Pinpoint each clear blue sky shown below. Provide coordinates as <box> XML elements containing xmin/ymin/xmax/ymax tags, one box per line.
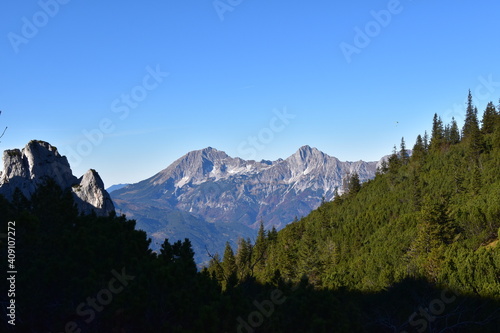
<box><xmin>1</xmin><ymin>0</ymin><xmax>500</xmax><ymax>186</ymax></box>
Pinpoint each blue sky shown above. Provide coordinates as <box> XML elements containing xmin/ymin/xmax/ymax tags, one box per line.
<box><xmin>1</xmin><ymin>0</ymin><xmax>500</xmax><ymax>186</ymax></box>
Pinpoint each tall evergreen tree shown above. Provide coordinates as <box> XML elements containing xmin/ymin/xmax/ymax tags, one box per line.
<box><xmin>400</xmin><ymin>137</ymin><xmax>409</xmax><ymax>164</ymax></box>
<box><xmin>235</xmin><ymin>237</ymin><xmax>253</xmax><ymax>278</ymax></box>
<box><xmin>411</xmin><ymin>135</ymin><xmax>426</xmax><ymax>162</ymax></box>
<box><xmin>469</xmin><ymin>107</ymin><xmax>485</xmax><ymax>157</ymax></box>
<box><xmin>430</xmin><ymin>113</ymin><xmax>444</xmax><ymax>149</ymax></box>
<box><xmin>409</xmin><ymin>197</ymin><xmax>454</xmax><ymax>280</ymax></box>
<box><xmin>481</xmin><ymin>101</ymin><xmax>498</xmax><ymax>134</ymax></box>
<box><xmin>443</xmin><ymin>124</ymin><xmax>451</xmax><ymax>144</ymax></box>
<box><xmin>423</xmin><ymin>131</ymin><xmax>429</xmax><ymax>150</ymax></box>
<box><xmin>449</xmin><ymin>117</ymin><xmax>461</xmax><ymax>144</ymax></box>
<box><xmin>222</xmin><ymin>241</ymin><xmax>238</xmax><ymax>288</ymax></box>
<box><xmin>208</xmin><ymin>253</ymin><xmax>225</xmax><ymax>282</ymax></box>
<box><xmin>253</xmin><ymin>221</ymin><xmax>268</xmax><ymax>275</ymax></box>
<box><xmin>462</xmin><ymin>90</ymin><xmax>480</xmax><ymax>140</ymax></box>
<box><xmin>387</xmin><ymin>145</ymin><xmax>401</xmax><ymax>173</ymax></box>
<box><xmin>222</xmin><ymin>241</ymin><xmax>237</xmax><ymax>276</ymax></box>
<box><xmin>347</xmin><ymin>172</ymin><xmax>361</xmax><ymax>195</ymax></box>
<box><xmin>298</xmin><ymin>231</ymin><xmax>322</xmax><ymax>284</ymax></box>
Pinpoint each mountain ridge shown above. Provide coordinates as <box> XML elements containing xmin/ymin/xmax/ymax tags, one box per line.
<box><xmin>111</xmin><ymin>145</ymin><xmax>380</xmax><ymax>264</ymax></box>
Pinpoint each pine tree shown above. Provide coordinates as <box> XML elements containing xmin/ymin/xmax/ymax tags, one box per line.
<box><xmin>208</xmin><ymin>253</ymin><xmax>225</xmax><ymax>283</ymax></box>
<box><xmin>460</xmin><ymin>92</ymin><xmax>484</xmax><ymax>159</ymax></box>
<box><xmin>298</xmin><ymin>230</ymin><xmax>322</xmax><ymax>284</ymax></box>
<box><xmin>430</xmin><ymin>113</ymin><xmax>444</xmax><ymax>149</ymax></box>
<box><xmin>388</xmin><ymin>145</ymin><xmax>401</xmax><ymax>173</ymax></box>
<box><xmin>409</xmin><ymin>198</ymin><xmax>454</xmax><ymax>280</ymax></box>
<box><xmin>481</xmin><ymin>101</ymin><xmax>498</xmax><ymax>134</ymax></box>
<box><xmin>222</xmin><ymin>241</ymin><xmax>238</xmax><ymax>288</ymax></box>
<box><xmin>468</xmin><ymin>107</ymin><xmax>485</xmax><ymax>157</ymax></box>
<box><xmin>400</xmin><ymin>137</ymin><xmax>409</xmax><ymax>164</ymax></box>
<box><xmin>252</xmin><ymin>221</ymin><xmax>268</xmax><ymax>275</ymax></box>
<box><xmin>159</xmin><ymin>239</ymin><xmax>197</xmax><ymax>276</ymax></box>
<box><xmin>268</xmin><ymin>226</ymin><xmax>278</xmax><ymax>242</ymax></box>
<box><xmin>178</xmin><ymin>239</ymin><xmax>197</xmax><ymax>276</ymax></box>
<box><xmin>159</xmin><ymin>238</ymin><xmax>174</xmax><ymax>264</ymax></box>
<box><xmin>411</xmin><ymin>135</ymin><xmax>426</xmax><ymax>162</ymax></box>
<box><xmin>235</xmin><ymin>237</ymin><xmax>253</xmax><ymax>279</ymax></box>
<box><xmin>444</xmin><ymin>124</ymin><xmax>451</xmax><ymax>144</ymax></box>
<box><xmin>347</xmin><ymin>172</ymin><xmax>361</xmax><ymax>195</ymax></box>
<box><xmin>222</xmin><ymin>241</ymin><xmax>237</xmax><ymax>277</ymax></box>
<box><xmin>423</xmin><ymin>131</ymin><xmax>429</xmax><ymax>150</ymax></box>
<box><xmin>462</xmin><ymin>90</ymin><xmax>480</xmax><ymax>140</ymax></box>
<box><xmin>449</xmin><ymin>117</ymin><xmax>461</xmax><ymax>144</ymax></box>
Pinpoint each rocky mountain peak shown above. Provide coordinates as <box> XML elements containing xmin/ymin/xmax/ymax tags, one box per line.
<box><xmin>289</xmin><ymin>145</ymin><xmax>325</xmax><ymax>162</ymax></box>
<box><xmin>285</xmin><ymin>145</ymin><xmax>332</xmax><ymax>177</ymax></box>
<box><xmin>0</xmin><ymin>140</ymin><xmax>114</xmax><ymax>216</ymax></box>
<box><xmin>111</xmin><ymin>145</ymin><xmax>380</xmax><ymax>263</ymax></box>
<box><xmin>73</xmin><ymin>169</ymin><xmax>115</xmax><ymax>215</ymax></box>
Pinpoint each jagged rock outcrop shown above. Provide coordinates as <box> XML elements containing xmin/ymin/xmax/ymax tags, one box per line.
<box><xmin>0</xmin><ymin>140</ymin><xmax>114</xmax><ymax>216</ymax></box>
<box><xmin>72</xmin><ymin>169</ymin><xmax>115</xmax><ymax>216</ymax></box>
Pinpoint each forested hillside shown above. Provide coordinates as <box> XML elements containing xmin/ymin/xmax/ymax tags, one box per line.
<box><xmin>1</xmin><ymin>92</ymin><xmax>499</xmax><ymax>332</ymax></box>
<box><xmin>206</xmin><ymin>92</ymin><xmax>500</xmax><ymax>330</ymax></box>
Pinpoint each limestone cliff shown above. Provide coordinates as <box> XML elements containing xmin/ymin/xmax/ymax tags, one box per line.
<box><xmin>0</xmin><ymin>140</ymin><xmax>114</xmax><ymax>216</ymax></box>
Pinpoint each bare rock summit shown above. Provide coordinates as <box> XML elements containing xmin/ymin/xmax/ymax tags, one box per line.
<box><xmin>0</xmin><ymin>140</ymin><xmax>114</xmax><ymax>216</ymax></box>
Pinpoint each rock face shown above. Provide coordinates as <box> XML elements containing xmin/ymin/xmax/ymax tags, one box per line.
<box><xmin>114</xmin><ymin>145</ymin><xmax>378</xmax><ymax>229</ymax></box>
<box><xmin>111</xmin><ymin>145</ymin><xmax>379</xmax><ymax>264</ymax></box>
<box><xmin>0</xmin><ymin>140</ymin><xmax>114</xmax><ymax>216</ymax></box>
<box><xmin>72</xmin><ymin>169</ymin><xmax>116</xmax><ymax>216</ymax></box>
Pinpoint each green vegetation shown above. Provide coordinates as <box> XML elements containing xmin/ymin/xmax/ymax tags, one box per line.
<box><xmin>6</xmin><ymin>149</ymin><xmax>21</xmax><ymax>157</ymax></box>
<box><xmin>1</xmin><ymin>92</ymin><xmax>499</xmax><ymax>332</ymax></box>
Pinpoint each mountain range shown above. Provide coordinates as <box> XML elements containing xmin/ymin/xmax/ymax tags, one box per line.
<box><xmin>111</xmin><ymin>145</ymin><xmax>380</xmax><ymax>264</ymax></box>
<box><xmin>0</xmin><ymin>141</ymin><xmax>381</xmax><ymax>265</ymax></box>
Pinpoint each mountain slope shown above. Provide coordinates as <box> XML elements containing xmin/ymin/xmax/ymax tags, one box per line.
<box><xmin>111</xmin><ymin>145</ymin><xmax>379</xmax><ymax>264</ymax></box>
<box><xmin>209</xmin><ymin>106</ymin><xmax>500</xmax><ymax>297</ymax></box>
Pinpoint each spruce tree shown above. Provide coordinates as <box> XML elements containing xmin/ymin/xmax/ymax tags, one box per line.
<box><xmin>430</xmin><ymin>113</ymin><xmax>444</xmax><ymax>149</ymax></box>
<box><xmin>411</xmin><ymin>135</ymin><xmax>426</xmax><ymax>162</ymax></box>
<box><xmin>444</xmin><ymin>124</ymin><xmax>451</xmax><ymax>144</ymax></box>
<box><xmin>462</xmin><ymin>90</ymin><xmax>480</xmax><ymax>140</ymax></box>
<box><xmin>449</xmin><ymin>117</ymin><xmax>461</xmax><ymax>144</ymax></box>
<box><xmin>235</xmin><ymin>237</ymin><xmax>253</xmax><ymax>278</ymax></box>
<box><xmin>409</xmin><ymin>197</ymin><xmax>453</xmax><ymax>280</ymax></box>
<box><xmin>208</xmin><ymin>253</ymin><xmax>225</xmax><ymax>283</ymax></box>
<box><xmin>469</xmin><ymin>107</ymin><xmax>485</xmax><ymax>157</ymax></box>
<box><xmin>481</xmin><ymin>101</ymin><xmax>498</xmax><ymax>134</ymax></box>
<box><xmin>423</xmin><ymin>131</ymin><xmax>429</xmax><ymax>150</ymax></box>
<box><xmin>347</xmin><ymin>172</ymin><xmax>361</xmax><ymax>195</ymax></box>
<box><xmin>388</xmin><ymin>145</ymin><xmax>401</xmax><ymax>173</ymax></box>
<box><xmin>222</xmin><ymin>241</ymin><xmax>238</xmax><ymax>288</ymax></box>
<box><xmin>222</xmin><ymin>242</ymin><xmax>237</xmax><ymax>275</ymax></box>
<box><xmin>253</xmin><ymin>221</ymin><xmax>268</xmax><ymax>275</ymax></box>
<box><xmin>400</xmin><ymin>137</ymin><xmax>409</xmax><ymax>164</ymax></box>
<box><xmin>159</xmin><ymin>238</ymin><xmax>174</xmax><ymax>264</ymax></box>
<box><xmin>298</xmin><ymin>231</ymin><xmax>322</xmax><ymax>284</ymax></box>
